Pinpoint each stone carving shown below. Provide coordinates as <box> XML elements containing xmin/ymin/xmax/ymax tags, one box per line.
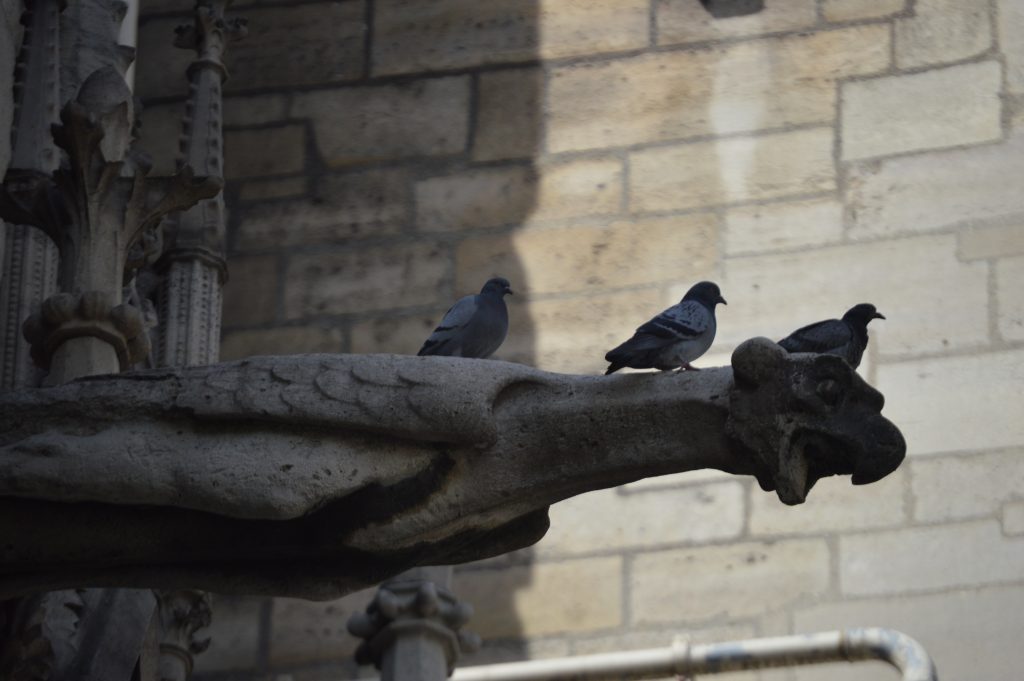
<box><xmin>154</xmin><ymin>590</ymin><xmax>212</xmax><ymax>681</ymax></box>
<box><xmin>0</xmin><ymin>338</ymin><xmax>905</xmax><ymax>599</ymax></box>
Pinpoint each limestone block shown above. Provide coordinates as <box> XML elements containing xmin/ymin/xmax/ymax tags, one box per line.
<box><xmin>840</xmin><ymin>520</ymin><xmax>1024</xmax><ymax>596</ymax></box>
<box><xmin>541</xmin><ymin>481</ymin><xmax>744</xmax><ymax>556</ymax></box>
<box><xmin>1003</xmin><ymin>502</ymin><xmax>1024</xmax><ymax>536</ymax></box>
<box><xmin>268</xmin><ymin>589</ymin><xmax>374</xmax><ymax>666</ymax></box>
<box><xmin>415</xmin><ymin>158</ymin><xmax>621</xmax><ymax>232</ymax></box>
<box><xmin>190</xmin><ymin>596</ymin><xmax>265</xmax><ymax>674</ymax></box>
<box><xmin>632</xmin><ymin>539</ymin><xmax>830</xmax><ymax>624</ymax></box>
<box><xmin>372</xmin><ymin>0</ymin><xmax>649</xmax><ymax>75</ymax></box>
<box><xmin>222</xmin><ymin>255</ymin><xmax>279</xmax><ymax>327</ymax></box>
<box><xmin>958</xmin><ymin>221</ymin><xmax>1024</xmax><ymax>260</ymax></box>
<box><xmin>474</xmin><ymin>68</ymin><xmax>542</xmax><ymax>161</ymax></box>
<box><xmin>452</xmin><ymin>558</ymin><xmax>622</xmax><ymax>638</ymax></box>
<box><xmin>724</xmin><ymin>198</ymin><xmax>843</xmax><ymax>256</ymax></box>
<box><xmin>571</xmin><ymin>623</ymin><xmax>756</xmax><ymax>655</ymax></box>
<box><xmin>284</xmin><ymin>242</ymin><xmax>448</xmax><ymax>317</ymax></box>
<box><xmin>503</xmin><ymin>288</ymin><xmax>664</xmax><ymax>372</ymax></box>
<box><xmin>749</xmin><ymin>466</ymin><xmax>906</xmax><ymax>536</ymax></box>
<box><xmin>623</xmin><ymin>469</ymin><xmax>733</xmax><ymax>492</ymax></box>
<box><xmin>136</xmin><ymin>101</ymin><xmax>183</xmax><ymax>176</ymax></box>
<box><xmin>136</xmin><ymin>3</ymin><xmax>364</xmax><ymax>99</ymax></box>
<box><xmin>548</xmin><ymin>26</ymin><xmax>888</xmax><ymax>153</ymax></box>
<box><xmin>911</xmin><ymin>450</ymin><xmax>1024</xmax><ymax>522</ymax></box>
<box><xmin>793</xmin><ymin>585</ymin><xmax>1024</xmax><ymax>681</ymax></box>
<box><xmin>350</xmin><ymin>313</ymin><xmax>442</xmax><ymax>356</ymax></box>
<box><xmin>821</xmin><ymin>0</ymin><xmax>906</xmax><ymax>22</ymax></box>
<box><xmin>1001</xmin><ymin>0</ymin><xmax>1024</xmax><ymax>93</ymax></box>
<box><xmin>630</xmin><ymin>128</ymin><xmax>834</xmax><ymax>213</ymax></box>
<box><xmin>292</xmin><ymin>78</ymin><xmax>470</xmax><ymax>166</ymax></box>
<box><xmin>238</xmin><ymin>177</ymin><xmax>307</xmax><ymax>202</ymax></box>
<box><xmin>895</xmin><ymin>0</ymin><xmax>991</xmax><ymax>69</ymax></box>
<box><xmin>224</xmin><ymin>95</ymin><xmax>288</xmax><ymax>127</ymax></box>
<box><xmin>847</xmin><ymin>133</ymin><xmax>1024</xmax><ymax>238</ymax></box>
<box><xmin>876</xmin><ymin>349</ymin><xmax>1024</xmax><ymax>456</ymax></box>
<box><xmin>461</xmin><ymin>639</ymin><xmax>571</xmax><ymax>667</ymax></box>
<box><xmin>225</xmin><ymin>125</ymin><xmax>305</xmax><ymax>179</ymax></box>
<box><xmin>840</xmin><ymin>61</ymin><xmax>1001</xmax><ymax>160</ymax></box>
<box><xmin>997</xmin><ymin>256</ymin><xmax>1024</xmax><ymax>340</ymax></box>
<box><xmin>220</xmin><ymin>326</ymin><xmax>343</xmax><ymax>360</ymax></box>
<box><xmin>656</xmin><ymin>0</ymin><xmax>816</xmax><ymax>46</ymax></box>
<box><xmin>455</xmin><ymin>215</ymin><xmax>716</xmax><ymax>296</ymax></box>
<box><xmin>237</xmin><ymin>170</ymin><xmax>410</xmax><ymax>248</ymax></box>
<box><xmin>720</xmin><ymin>234</ymin><xmax>987</xmax><ymax>355</ymax></box>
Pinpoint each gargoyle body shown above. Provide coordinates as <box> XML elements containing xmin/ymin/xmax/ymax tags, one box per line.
<box><xmin>0</xmin><ymin>338</ymin><xmax>904</xmax><ymax>599</ymax></box>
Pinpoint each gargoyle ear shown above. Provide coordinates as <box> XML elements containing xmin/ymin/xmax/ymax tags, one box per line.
<box><xmin>731</xmin><ymin>337</ymin><xmax>787</xmax><ymax>386</ymax></box>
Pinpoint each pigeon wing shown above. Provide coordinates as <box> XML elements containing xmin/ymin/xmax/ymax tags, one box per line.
<box><xmin>636</xmin><ymin>300</ymin><xmax>709</xmax><ymax>341</ymax></box>
<box><xmin>778</xmin><ymin>319</ymin><xmax>851</xmax><ymax>354</ymax></box>
<box><xmin>418</xmin><ymin>295</ymin><xmax>479</xmax><ymax>356</ymax></box>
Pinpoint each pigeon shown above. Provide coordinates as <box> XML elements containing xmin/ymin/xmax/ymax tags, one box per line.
<box><xmin>777</xmin><ymin>303</ymin><xmax>885</xmax><ymax>369</ymax></box>
<box><xmin>418</xmin><ymin>277</ymin><xmax>513</xmax><ymax>358</ymax></box>
<box><xmin>604</xmin><ymin>281</ymin><xmax>727</xmax><ymax>375</ymax></box>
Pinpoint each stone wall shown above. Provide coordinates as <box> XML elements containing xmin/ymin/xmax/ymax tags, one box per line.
<box><xmin>134</xmin><ymin>0</ymin><xmax>1024</xmax><ymax>680</ymax></box>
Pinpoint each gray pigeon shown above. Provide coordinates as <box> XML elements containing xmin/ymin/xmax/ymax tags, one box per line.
<box><xmin>777</xmin><ymin>303</ymin><xmax>885</xmax><ymax>369</ymax></box>
<box><xmin>605</xmin><ymin>281</ymin><xmax>726</xmax><ymax>374</ymax></box>
<box><xmin>418</xmin><ymin>277</ymin><xmax>513</xmax><ymax>358</ymax></box>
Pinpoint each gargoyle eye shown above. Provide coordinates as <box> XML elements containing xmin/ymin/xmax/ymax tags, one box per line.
<box><xmin>816</xmin><ymin>378</ymin><xmax>842</xmax><ymax>407</ymax></box>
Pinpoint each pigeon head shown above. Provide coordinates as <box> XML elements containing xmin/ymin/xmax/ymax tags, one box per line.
<box><xmin>842</xmin><ymin>303</ymin><xmax>885</xmax><ymax>329</ymax></box>
<box><xmin>682</xmin><ymin>281</ymin><xmax>727</xmax><ymax>308</ymax></box>
<box><xmin>481</xmin><ymin>277</ymin><xmax>514</xmax><ymax>297</ymax></box>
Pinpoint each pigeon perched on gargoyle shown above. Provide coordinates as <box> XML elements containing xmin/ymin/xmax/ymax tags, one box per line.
<box><xmin>777</xmin><ymin>303</ymin><xmax>885</xmax><ymax>369</ymax></box>
<box><xmin>605</xmin><ymin>281</ymin><xmax>726</xmax><ymax>374</ymax></box>
<box><xmin>418</xmin><ymin>277</ymin><xmax>513</xmax><ymax>358</ymax></box>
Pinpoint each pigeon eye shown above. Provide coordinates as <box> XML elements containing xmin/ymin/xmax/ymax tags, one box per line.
<box><xmin>816</xmin><ymin>379</ymin><xmax>842</xmax><ymax>407</ymax></box>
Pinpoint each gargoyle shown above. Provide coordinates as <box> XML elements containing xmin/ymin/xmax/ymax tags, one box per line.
<box><xmin>0</xmin><ymin>338</ymin><xmax>904</xmax><ymax>600</ymax></box>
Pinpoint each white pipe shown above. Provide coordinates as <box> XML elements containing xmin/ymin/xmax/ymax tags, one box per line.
<box><xmin>117</xmin><ymin>0</ymin><xmax>139</xmax><ymax>90</ymax></box>
<box><xmin>452</xmin><ymin>629</ymin><xmax>936</xmax><ymax>681</ymax></box>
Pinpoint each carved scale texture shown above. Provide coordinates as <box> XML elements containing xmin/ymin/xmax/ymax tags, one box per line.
<box><xmin>156</xmin><ymin>259</ymin><xmax>222</xmax><ymax>367</ymax></box>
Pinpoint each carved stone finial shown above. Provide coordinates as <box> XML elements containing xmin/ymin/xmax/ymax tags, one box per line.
<box><xmin>154</xmin><ymin>590</ymin><xmax>212</xmax><ymax>681</ymax></box>
<box><xmin>348</xmin><ymin>576</ymin><xmax>480</xmax><ymax>677</ymax></box>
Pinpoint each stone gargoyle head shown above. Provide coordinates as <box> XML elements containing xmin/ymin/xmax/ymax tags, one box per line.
<box><xmin>726</xmin><ymin>337</ymin><xmax>906</xmax><ymax>505</ymax></box>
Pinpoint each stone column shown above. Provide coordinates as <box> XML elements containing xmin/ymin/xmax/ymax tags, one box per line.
<box><xmin>155</xmin><ymin>0</ymin><xmax>245</xmax><ymax>367</ymax></box>
<box><xmin>349</xmin><ymin>567</ymin><xmax>480</xmax><ymax>681</ymax></box>
<box><xmin>154</xmin><ymin>590</ymin><xmax>212</xmax><ymax>681</ymax></box>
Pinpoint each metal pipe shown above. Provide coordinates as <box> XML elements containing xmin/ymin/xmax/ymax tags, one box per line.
<box><xmin>452</xmin><ymin>628</ymin><xmax>937</xmax><ymax>681</ymax></box>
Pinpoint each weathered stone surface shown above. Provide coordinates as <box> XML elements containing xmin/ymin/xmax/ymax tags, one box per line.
<box><xmin>225</xmin><ymin>126</ymin><xmax>305</xmax><ymax>179</ymax></box>
<box><xmin>452</xmin><ymin>558</ymin><xmax>622</xmax><ymax>637</ymax></box>
<box><xmin>238</xmin><ymin>170</ymin><xmax>409</xmax><ymax>248</ymax></box>
<box><xmin>350</xmin><ymin>313</ymin><xmax>441</xmax><ymax>356</ymax></box>
<box><xmin>895</xmin><ymin>0</ymin><xmax>991</xmax><ymax>68</ymax></box>
<box><xmin>372</xmin><ymin>0</ymin><xmax>649</xmax><ymax>75</ymax></box>
<box><xmin>840</xmin><ymin>520</ymin><xmax>1024</xmax><ymax>596</ymax></box>
<box><xmin>284</xmin><ymin>242</ymin><xmax>448</xmax><ymax>317</ymax></box>
<box><xmin>137</xmin><ymin>101</ymin><xmax>183</xmax><ymax>176</ymax></box>
<box><xmin>220</xmin><ymin>326</ymin><xmax>343</xmax><ymax>360</ymax></box>
<box><xmin>0</xmin><ymin>0</ymin><xmax>20</xmax><ymax>174</ymax></box>
<box><xmin>0</xmin><ymin>341</ymin><xmax>904</xmax><ymax>597</ymax></box>
<box><xmin>572</xmin><ymin>623</ymin><xmax>755</xmax><ymax>655</ymax></box>
<box><xmin>136</xmin><ymin>3</ymin><xmax>364</xmax><ymax>99</ymax></box>
<box><xmin>1003</xmin><ymin>502</ymin><xmax>1024</xmax><ymax>536</ymax></box>
<box><xmin>793</xmin><ymin>585</ymin><xmax>1024</xmax><ymax>681</ymax></box>
<box><xmin>847</xmin><ymin>133</ymin><xmax>1024</xmax><ymax>238</ymax></box>
<box><xmin>223</xmin><ymin>95</ymin><xmax>288</xmax><ymax>127</ymax></box>
<box><xmin>750</xmin><ymin>466</ymin><xmax>905</xmax><ymax>536</ymax></box>
<box><xmin>541</xmin><ymin>481</ymin><xmax>744</xmax><ymax>555</ymax></box>
<box><xmin>724</xmin><ymin>198</ymin><xmax>843</xmax><ymax>256</ymax></box>
<box><xmin>630</xmin><ymin>128</ymin><xmax>834</xmax><ymax>212</ymax></box>
<box><xmin>461</xmin><ymin>638</ymin><xmax>571</xmax><ymax>667</ymax></box>
<box><xmin>237</xmin><ymin>177</ymin><xmax>307</xmax><ymax>202</ymax></box>
<box><xmin>293</xmin><ymin>78</ymin><xmax>470</xmax><ymax>166</ymax></box>
<box><xmin>958</xmin><ymin>220</ymin><xmax>1024</xmax><ymax>260</ymax></box>
<box><xmin>474</xmin><ymin>68</ymin><xmax>542</xmax><ymax>161</ymax></box>
<box><xmin>721</xmin><ymin>235</ymin><xmax>988</xmax><ymax>355</ymax></box>
<box><xmin>1001</xmin><ymin>0</ymin><xmax>1024</xmax><ymax>93</ymax></box>
<box><xmin>876</xmin><ymin>349</ymin><xmax>1024</xmax><ymax>456</ymax></box>
<box><xmin>840</xmin><ymin>61</ymin><xmax>1001</xmax><ymax>160</ymax></box>
<box><xmin>415</xmin><ymin>158</ymin><xmax>621</xmax><ymax>232</ymax></box>
<box><xmin>656</xmin><ymin>0</ymin><xmax>816</xmax><ymax>45</ymax></box>
<box><xmin>268</xmin><ymin>589</ymin><xmax>374</xmax><ymax>666</ymax></box>
<box><xmin>455</xmin><ymin>216</ymin><xmax>716</xmax><ymax>296</ymax></box>
<box><xmin>190</xmin><ymin>596</ymin><xmax>265</xmax><ymax>673</ymax></box>
<box><xmin>821</xmin><ymin>0</ymin><xmax>905</xmax><ymax>22</ymax></box>
<box><xmin>997</xmin><ymin>256</ymin><xmax>1024</xmax><ymax>340</ymax></box>
<box><xmin>632</xmin><ymin>539</ymin><xmax>830</xmax><ymax>623</ymax></box>
<box><xmin>222</xmin><ymin>254</ymin><xmax>278</xmax><ymax>327</ymax></box>
<box><xmin>911</xmin><ymin>449</ymin><xmax>1024</xmax><ymax>523</ymax></box>
<box><xmin>548</xmin><ymin>26</ymin><xmax>889</xmax><ymax>153</ymax></box>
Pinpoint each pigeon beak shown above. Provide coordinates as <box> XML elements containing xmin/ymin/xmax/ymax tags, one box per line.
<box><xmin>718</xmin><ymin>295</ymin><xmax>728</xmax><ymax>305</ymax></box>
<box><xmin>873</xmin><ymin>312</ymin><xmax>885</xmax><ymax>320</ymax></box>
<box><xmin>506</xmin><ymin>287</ymin><xmax>514</xmax><ymax>296</ymax></box>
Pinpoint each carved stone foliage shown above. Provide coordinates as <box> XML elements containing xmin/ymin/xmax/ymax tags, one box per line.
<box><xmin>154</xmin><ymin>590</ymin><xmax>211</xmax><ymax>681</ymax></box>
<box><xmin>0</xmin><ymin>339</ymin><xmax>905</xmax><ymax>599</ymax></box>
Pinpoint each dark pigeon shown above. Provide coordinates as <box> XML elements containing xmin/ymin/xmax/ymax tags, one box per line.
<box><xmin>418</xmin><ymin>277</ymin><xmax>513</xmax><ymax>358</ymax></box>
<box><xmin>777</xmin><ymin>303</ymin><xmax>885</xmax><ymax>369</ymax></box>
<box><xmin>604</xmin><ymin>281</ymin><xmax>727</xmax><ymax>375</ymax></box>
